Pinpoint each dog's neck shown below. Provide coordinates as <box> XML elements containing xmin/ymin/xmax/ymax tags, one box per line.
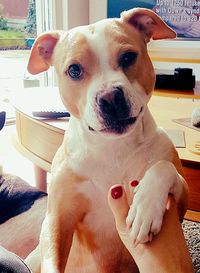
<box><xmin>62</xmin><ymin>105</ymin><xmax>159</xmax><ymax>189</ymax></box>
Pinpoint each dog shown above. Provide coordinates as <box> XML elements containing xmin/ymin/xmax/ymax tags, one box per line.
<box><xmin>26</xmin><ymin>8</ymin><xmax>188</xmax><ymax>273</ymax></box>
<box><xmin>0</xmin><ymin>111</ymin><xmax>47</xmax><ymax>259</ymax></box>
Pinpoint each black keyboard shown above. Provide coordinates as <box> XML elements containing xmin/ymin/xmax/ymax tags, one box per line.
<box><xmin>32</xmin><ymin>109</ymin><xmax>70</xmax><ymax>119</ymax></box>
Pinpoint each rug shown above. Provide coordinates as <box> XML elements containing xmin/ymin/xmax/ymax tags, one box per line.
<box><xmin>182</xmin><ymin>220</ymin><xmax>200</xmax><ymax>273</ymax></box>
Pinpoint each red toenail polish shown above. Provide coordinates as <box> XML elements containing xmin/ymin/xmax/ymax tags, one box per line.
<box><xmin>130</xmin><ymin>180</ymin><xmax>139</xmax><ymax>187</ymax></box>
<box><xmin>111</xmin><ymin>186</ymin><xmax>123</xmax><ymax>199</ymax></box>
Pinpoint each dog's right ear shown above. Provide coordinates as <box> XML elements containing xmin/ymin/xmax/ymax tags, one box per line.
<box><xmin>121</xmin><ymin>8</ymin><xmax>176</xmax><ymax>42</ymax></box>
<box><xmin>27</xmin><ymin>31</ymin><xmax>61</xmax><ymax>75</ymax></box>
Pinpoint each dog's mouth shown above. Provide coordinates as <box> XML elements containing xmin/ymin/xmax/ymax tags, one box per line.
<box><xmin>88</xmin><ymin>107</ymin><xmax>143</xmax><ymax>135</ymax></box>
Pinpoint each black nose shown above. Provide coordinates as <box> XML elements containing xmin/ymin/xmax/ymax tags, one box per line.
<box><xmin>97</xmin><ymin>87</ymin><xmax>130</xmax><ymax>120</ymax></box>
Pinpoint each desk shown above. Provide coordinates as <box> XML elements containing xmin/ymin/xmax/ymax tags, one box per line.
<box><xmin>149</xmin><ymin>47</ymin><xmax>200</xmax><ymax>64</ymax></box>
<box><xmin>14</xmin><ymin>93</ymin><xmax>200</xmax><ymax>221</ymax></box>
<box><xmin>154</xmin><ymin>89</ymin><xmax>200</xmax><ymax>99</ymax></box>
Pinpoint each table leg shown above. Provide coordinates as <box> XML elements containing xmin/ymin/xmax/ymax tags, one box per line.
<box><xmin>34</xmin><ymin>165</ymin><xmax>47</xmax><ymax>192</ymax></box>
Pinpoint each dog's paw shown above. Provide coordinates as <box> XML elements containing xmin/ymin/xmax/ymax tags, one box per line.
<box><xmin>126</xmin><ymin>184</ymin><xmax>168</xmax><ymax>245</ymax></box>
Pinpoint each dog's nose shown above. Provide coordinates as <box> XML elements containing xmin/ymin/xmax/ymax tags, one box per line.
<box><xmin>97</xmin><ymin>87</ymin><xmax>130</xmax><ymax>119</ymax></box>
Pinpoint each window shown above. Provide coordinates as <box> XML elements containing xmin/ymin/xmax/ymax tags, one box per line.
<box><xmin>0</xmin><ymin>0</ymin><xmax>55</xmax><ymax>122</ymax></box>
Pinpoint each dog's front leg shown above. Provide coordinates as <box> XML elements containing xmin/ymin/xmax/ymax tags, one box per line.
<box><xmin>126</xmin><ymin>160</ymin><xmax>188</xmax><ymax>245</ymax></box>
<box><xmin>39</xmin><ymin>167</ymin><xmax>88</xmax><ymax>273</ymax></box>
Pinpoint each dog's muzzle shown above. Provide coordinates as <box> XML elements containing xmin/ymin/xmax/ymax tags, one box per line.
<box><xmin>89</xmin><ymin>87</ymin><xmax>139</xmax><ymax>135</ymax></box>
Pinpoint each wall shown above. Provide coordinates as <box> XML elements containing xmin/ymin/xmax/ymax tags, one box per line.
<box><xmin>89</xmin><ymin>0</ymin><xmax>107</xmax><ymax>23</ymax></box>
<box><xmin>62</xmin><ymin>0</ymin><xmax>89</xmax><ymax>30</ymax></box>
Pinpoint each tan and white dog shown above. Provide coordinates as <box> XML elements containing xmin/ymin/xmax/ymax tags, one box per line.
<box><xmin>26</xmin><ymin>8</ymin><xmax>188</xmax><ymax>273</ymax></box>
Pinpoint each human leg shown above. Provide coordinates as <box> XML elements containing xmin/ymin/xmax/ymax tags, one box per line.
<box><xmin>108</xmin><ymin>185</ymin><xmax>194</xmax><ymax>273</ymax></box>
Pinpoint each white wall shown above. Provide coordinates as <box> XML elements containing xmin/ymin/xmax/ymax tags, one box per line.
<box><xmin>89</xmin><ymin>0</ymin><xmax>107</xmax><ymax>23</ymax></box>
<box><xmin>65</xmin><ymin>0</ymin><xmax>89</xmax><ymax>29</ymax></box>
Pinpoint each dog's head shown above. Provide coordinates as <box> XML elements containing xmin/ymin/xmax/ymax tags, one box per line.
<box><xmin>28</xmin><ymin>8</ymin><xmax>175</xmax><ymax>138</ymax></box>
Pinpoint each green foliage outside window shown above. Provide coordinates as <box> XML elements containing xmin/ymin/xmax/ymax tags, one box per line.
<box><xmin>0</xmin><ymin>4</ymin><xmax>8</xmax><ymax>30</ymax></box>
<box><xmin>24</xmin><ymin>0</ymin><xmax>36</xmax><ymax>36</ymax></box>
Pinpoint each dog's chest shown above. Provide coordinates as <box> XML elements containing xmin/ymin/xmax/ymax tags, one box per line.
<box><xmin>73</xmin><ymin>140</ymin><xmax>153</xmax><ymax>234</ymax></box>
<box><xmin>68</xmin><ymin>181</ymin><xmax>138</xmax><ymax>272</ymax></box>
<box><xmin>65</xmin><ymin>130</ymin><xmax>169</xmax><ymax>272</ymax></box>
<box><xmin>78</xmin><ymin>178</ymin><xmax>117</xmax><ymax>231</ymax></box>
<box><xmin>78</xmin><ymin>141</ymin><xmax>151</xmax><ymax>187</ymax></box>
<box><xmin>75</xmin><ymin>151</ymin><xmax>144</xmax><ymax>238</ymax></box>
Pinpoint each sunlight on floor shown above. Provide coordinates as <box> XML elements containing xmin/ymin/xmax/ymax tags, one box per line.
<box><xmin>0</xmin><ymin>124</ymin><xmax>36</xmax><ymax>187</ymax></box>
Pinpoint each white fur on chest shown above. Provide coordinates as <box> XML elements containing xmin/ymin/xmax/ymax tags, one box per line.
<box><xmin>64</xmin><ymin>108</ymin><xmax>174</xmax><ymax>234</ymax></box>
<box><xmin>67</xmin><ymin>119</ymin><xmax>150</xmax><ymax>187</ymax></box>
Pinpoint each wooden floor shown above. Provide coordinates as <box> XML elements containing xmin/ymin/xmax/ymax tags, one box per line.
<box><xmin>185</xmin><ymin>210</ymin><xmax>200</xmax><ymax>223</ymax></box>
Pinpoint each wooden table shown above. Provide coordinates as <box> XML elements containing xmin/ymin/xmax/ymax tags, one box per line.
<box><xmin>14</xmin><ymin>89</ymin><xmax>200</xmax><ymax>221</ymax></box>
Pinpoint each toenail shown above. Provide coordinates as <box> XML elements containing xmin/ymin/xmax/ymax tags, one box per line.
<box><xmin>130</xmin><ymin>180</ymin><xmax>139</xmax><ymax>187</ymax></box>
<box><xmin>111</xmin><ymin>186</ymin><xmax>123</xmax><ymax>199</ymax></box>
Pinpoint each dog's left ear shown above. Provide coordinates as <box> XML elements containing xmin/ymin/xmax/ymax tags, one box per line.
<box><xmin>27</xmin><ymin>31</ymin><xmax>62</xmax><ymax>75</ymax></box>
<box><xmin>121</xmin><ymin>8</ymin><xmax>176</xmax><ymax>42</ymax></box>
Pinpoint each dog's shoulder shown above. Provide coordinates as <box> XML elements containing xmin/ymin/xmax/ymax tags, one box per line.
<box><xmin>0</xmin><ymin>173</ymin><xmax>47</xmax><ymax>224</ymax></box>
<box><xmin>154</xmin><ymin>127</ymin><xmax>175</xmax><ymax>147</ymax></box>
<box><xmin>148</xmin><ymin>127</ymin><xmax>178</xmax><ymax>161</ymax></box>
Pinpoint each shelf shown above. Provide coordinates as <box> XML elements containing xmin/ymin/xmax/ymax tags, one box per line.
<box><xmin>149</xmin><ymin>47</ymin><xmax>200</xmax><ymax>64</ymax></box>
<box><xmin>153</xmin><ymin>88</ymin><xmax>200</xmax><ymax>99</ymax></box>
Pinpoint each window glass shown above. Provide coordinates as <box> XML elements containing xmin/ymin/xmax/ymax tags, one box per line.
<box><xmin>0</xmin><ymin>0</ymin><xmax>37</xmax><ymax>121</ymax></box>
<box><xmin>0</xmin><ymin>0</ymin><xmax>53</xmax><ymax>122</ymax></box>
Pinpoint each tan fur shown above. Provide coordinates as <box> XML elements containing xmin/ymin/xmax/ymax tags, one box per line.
<box><xmin>105</xmin><ymin>20</ymin><xmax>155</xmax><ymax>94</ymax></box>
<box><xmin>54</xmin><ymin>33</ymin><xmax>99</xmax><ymax>118</ymax></box>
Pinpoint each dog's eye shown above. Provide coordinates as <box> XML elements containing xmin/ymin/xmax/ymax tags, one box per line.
<box><xmin>118</xmin><ymin>51</ymin><xmax>138</xmax><ymax>69</ymax></box>
<box><xmin>67</xmin><ymin>64</ymin><xmax>83</xmax><ymax>80</ymax></box>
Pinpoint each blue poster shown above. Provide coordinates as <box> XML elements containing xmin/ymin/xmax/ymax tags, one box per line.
<box><xmin>107</xmin><ymin>0</ymin><xmax>156</xmax><ymax>18</ymax></box>
<box><xmin>107</xmin><ymin>0</ymin><xmax>200</xmax><ymax>39</ymax></box>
